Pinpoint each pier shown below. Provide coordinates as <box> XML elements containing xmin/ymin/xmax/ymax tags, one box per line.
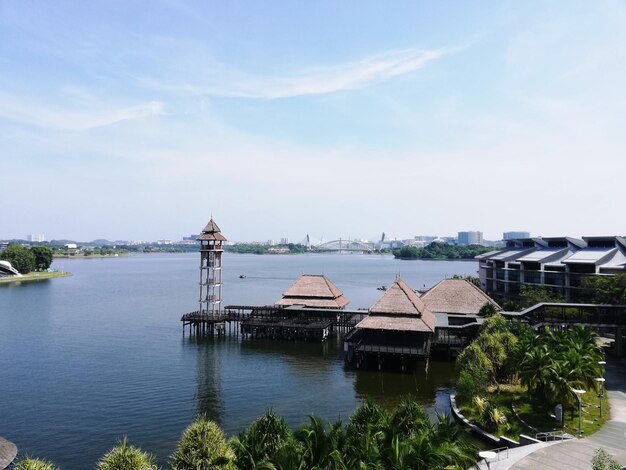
<box><xmin>181</xmin><ymin>304</ymin><xmax>366</xmax><ymax>341</ymax></box>
<box><xmin>180</xmin><ymin>219</ymin><xmax>500</xmax><ymax>370</ymax></box>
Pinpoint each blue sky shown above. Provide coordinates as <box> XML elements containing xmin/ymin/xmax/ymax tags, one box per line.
<box><xmin>1</xmin><ymin>1</ymin><xmax>625</xmax><ymax>242</ymax></box>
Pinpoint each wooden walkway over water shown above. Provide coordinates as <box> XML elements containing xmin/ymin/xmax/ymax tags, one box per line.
<box><xmin>181</xmin><ymin>304</ymin><xmax>366</xmax><ymax>341</ymax></box>
<box><xmin>0</xmin><ymin>436</ymin><xmax>17</xmax><ymax>470</ymax></box>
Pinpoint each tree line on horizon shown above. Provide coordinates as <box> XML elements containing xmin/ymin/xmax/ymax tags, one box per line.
<box><xmin>393</xmin><ymin>243</ymin><xmax>493</xmax><ymax>260</ymax></box>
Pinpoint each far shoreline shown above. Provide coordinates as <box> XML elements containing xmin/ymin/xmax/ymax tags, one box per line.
<box><xmin>0</xmin><ymin>271</ymin><xmax>71</xmax><ymax>284</ymax></box>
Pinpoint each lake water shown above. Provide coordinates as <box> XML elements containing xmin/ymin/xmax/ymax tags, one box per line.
<box><xmin>0</xmin><ymin>253</ymin><xmax>478</xmax><ymax>469</ymax></box>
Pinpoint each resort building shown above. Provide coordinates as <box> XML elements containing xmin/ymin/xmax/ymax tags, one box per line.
<box><xmin>477</xmin><ymin>236</ymin><xmax>626</xmax><ymax>300</ymax></box>
<box><xmin>344</xmin><ymin>276</ymin><xmax>435</xmax><ymax>368</ymax></box>
<box><xmin>276</xmin><ymin>274</ymin><xmax>349</xmax><ymax>309</ymax></box>
<box><xmin>420</xmin><ymin>279</ymin><xmax>500</xmax><ymax>316</ymax></box>
<box><xmin>420</xmin><ymin>279</ymin><xmax>500</xmax><ymax>353</ymax></box>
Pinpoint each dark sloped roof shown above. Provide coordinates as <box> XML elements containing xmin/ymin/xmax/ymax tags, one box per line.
<box><xmin>197</xmin><ymin>218</ymin><xmax>227</xmax><ymax>241</ymax></box>
<box><xmin>276</xmin><ymin>274</ymin><xmax>349</xmax><ymax>309</ymax></box>
<box><xmin>420</xmin><ymin>279</ymin><xmax>500</xmax><ymax>315</ymax></box>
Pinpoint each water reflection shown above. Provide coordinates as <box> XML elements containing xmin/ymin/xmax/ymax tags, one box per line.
<box><xmin>185</xmin><ymin>336</ymin><xmax>224</xmax><ymax>425</ymax></box>
<box><xmin>351</xmin><ymin>360</ymin><xmax>457</xmax><ymax>412</ymax></box>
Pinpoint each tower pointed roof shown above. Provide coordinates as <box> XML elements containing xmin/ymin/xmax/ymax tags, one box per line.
<box><xmin>197</xmin><ymin>218</ymin><xmax>227</xmax><ymax>241</ymax></box>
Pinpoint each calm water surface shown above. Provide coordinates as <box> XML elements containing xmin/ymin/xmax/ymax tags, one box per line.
<box><xmin>0</xmin><ymin>253</ymin><xmax>478</xmax><ymax>469</ymax></box>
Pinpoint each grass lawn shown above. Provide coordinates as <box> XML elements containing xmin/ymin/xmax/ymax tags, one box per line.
<box><xmin>458</xmin><ymin>382</ymin><xmax>609</xmax><ymax>441</ymax></box>
<box><xmin>0</xmin><ymin>271</ymin><xmax>71</xmax><ymax>283</ymax></box>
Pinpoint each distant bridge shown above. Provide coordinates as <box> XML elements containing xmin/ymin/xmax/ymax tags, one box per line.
<box><xmin>311</xmin><ymin>239</ymin><xmax>376</xmax><ymax>253</ymax></box>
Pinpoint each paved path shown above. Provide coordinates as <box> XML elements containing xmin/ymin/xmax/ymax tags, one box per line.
<box><xmin>0</xmin><ymin>436</ymin><xmax>17</xmax><ymax>470</ymax></box>
<box><xmin>504</xmin><ymin>358</ymin><xmax>626</xmax><ymax>469</ymax></box>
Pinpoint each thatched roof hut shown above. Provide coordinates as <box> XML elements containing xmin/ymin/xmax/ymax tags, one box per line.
<box><xmin>356</xmin><ymin>277</ymin><xmax>435</xmax><ymax>332</ymax></box>
<box><xmin>276</xmin><ymin>274</ymin><xmax>349</xmax><ymax>309</ymax></box>
<box><xmin>419</xmin><ymin>279</ymin><xmax>500</xmax><ymax>315</ymax></box>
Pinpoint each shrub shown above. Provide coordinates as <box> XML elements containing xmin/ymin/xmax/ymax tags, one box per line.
<box><xmin>592</xmin><ymin>448</ymin><xmax>622</xmax><ymax>470</ymax></box>
<box><xmin>97</xmin><ymin>438</ymin><xmax>155</xmax><ymax>470</ymax></box>
<box><xmin>13</xmin><ymin>458</ymin><xmax>59</xmax><ymax>470</ymax></box>
<box><xmin>170</xmin><ymin>416</ymin><xmax>236</xmax><ymax>470</ymax></box>
<box><xmin>456</xmin><ymin>370</ymin><xmax>487</xmax><ymax>402</ymax></box>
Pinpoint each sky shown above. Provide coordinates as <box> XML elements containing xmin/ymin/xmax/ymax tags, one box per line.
<box><xmin>1</xmin><ymin>1</ymin><xmax>625</xmax><ymax>243</ymax></box>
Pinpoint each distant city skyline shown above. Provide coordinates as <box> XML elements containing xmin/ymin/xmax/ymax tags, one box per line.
<box><xmin>2</xmin><ymin>1</ymin><xmax>625</xmax><ymax>242</ymax></box>
<box><xmin>6</xmin><ymin>228</ymin><xmax>626</xmax><ymax>246</ymax></box>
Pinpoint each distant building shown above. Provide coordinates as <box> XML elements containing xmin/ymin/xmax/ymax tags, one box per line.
<box><xmin>27</xmin><ymin>234</ymin><xmax>45</xmax><ymax>242</ymax></box>
<box><xmin>477</xmin><ymin>236</ymin><xmax>626</xmax><ymax>301</ymax></box>
<box><xmin>503</xmin><ymin>231</ymin><xmax>530</xmax><ymax>241</ymax></box>
<box><xmin>414</xmin><ymin>235</ymin><xmax>438</xmax><ymax>243</ymax></box>
<box><xmin>0</xmin><ymin>242</ymin><xmax>8</xmax><ymax>251</ymax></box>
<box><xmin>183</xmin><ymin>235</ymin><xmax>199</xmax><ymax>241</ymax></box>
<box><xmin>64</xmin><ymin>243</ymin><xmax>79</xmax><ymax>255</ymax></box>
<box><xmin>280</xmin><ymin>237</ymin><xmax>289</xmax><ymax>245</ymax></box>
<box><xmin>458</xmin><ymin>231</ymin><xmax>483</xmax><ymax>246</ymax></box>
<box><xmin>379</xmin><ymin>238</ymin><xmax>405</xmax><ymax>250</ymax></box>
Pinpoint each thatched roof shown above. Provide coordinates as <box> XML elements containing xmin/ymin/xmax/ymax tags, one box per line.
<box><xmin>356</xmin><ymin>315</ymin><xmax>433</xmax><ymax>333</ymax></box>
<box><xmin>420</xmin><ymin>279</ymin><xmax>500</xmax><ymax>315</ymax></box>
<box><xmin>197</xmin><ymin>218</ymin><xmax>227</xmax><ymax>241</ymax></box>
<box><xmin>276</xmin><ymin>274</ymin><xmax>350</xmax><ymax>309</ymax></box>
<box><xmin>356</xmin><ymin>277</ymin><xmax>435</xmax><ymax>332</ymax></box>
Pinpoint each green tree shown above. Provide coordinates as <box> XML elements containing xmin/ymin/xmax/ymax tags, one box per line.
<box><xmin>592</xmin><ymin>448</ymin><xmax>622</xmax><ymax>470</ymax></box>
<box><xmin>519</xmin><ymin>284</ymin><xmax>564</xmax><ymax>307</ymax></box>
<box><xmin>582</xmin><ymin>274</ymin><xmax>626</xmax><ymax>305</ymax></box>
<box><xmin>13</xmin><ymin>458</ymin><xmax>59</xmax><ymax>470</ymax></box>
<box><xmin>230</xmin><ymin>410</ymin><xmax>292</xmax><ymax>468</ymax></box>
<box><xmin>0</xmin><ymin>244</ymin><xmax>36</xmax><ymax>274</ymax></box>
<box><xmin>456</xmin><ymin>342</ymin><xmax>493</xmax><ymax>384</ymax></box>
<box><xmin>170</xmin><ymin>416</ymin><xmax>236</xmax><ymax>470</ymax></box>
<box><xmin>30</xmin><ymin>246</ymin><xmax>54</xmax><ymax>271</ymax></box>
<box><xmin>478</xmin><ymin>302</ymin><xmax>498</xmax><ymax>317</ymax></box>
<box><xmin>296</xmin><ymin>415</ymin><xmax>345</xmax><ymax>469</ymax></box>
<box><xmin>97</xmin><ymin>438</ymin><xmax>155</xmax><ymax>470</ymax></box>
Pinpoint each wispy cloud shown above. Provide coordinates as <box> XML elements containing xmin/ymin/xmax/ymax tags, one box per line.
<box><xmin>228</xmin><ymin>48</ymin><xmax>447</xmax><ymax>99</ymax></box>
<box><xmin>139</xmin><ymin>47</ymin><xmax>449</xmax><ymax>99</ymax></box>
<box><xmin>0</xmin><ymin>93</ymin><xmax>164</xmax><ymax>131</ymax></box>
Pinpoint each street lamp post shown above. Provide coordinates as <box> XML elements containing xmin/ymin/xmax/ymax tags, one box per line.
<box><xmin>571</xmin><ymin>388</ymin><xmax>586</xmax><ymax>436</ymax></box>
<box><xmin>596</xmin><ymin>377</ymin><xmax>606</xmax><ymax>418</ymax></box>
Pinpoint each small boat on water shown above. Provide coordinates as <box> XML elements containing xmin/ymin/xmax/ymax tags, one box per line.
<box><xmin>377</xmin><ymin>285</ymin><xmax>387</xmax><ymax>291</ymax></box>
<box><xmin>239</xmin><ymin>275</ymin><xmax>246</xmax><ymax>279</ymax></box>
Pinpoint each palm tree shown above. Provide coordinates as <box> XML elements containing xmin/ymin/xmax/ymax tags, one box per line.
<box><xmin>97</xmin><ymin>438</ymin><xmax>155</xmax><ymax>470</ymax></box>
<box><xmin>296</xmin><ymin>415</ymin><xmax>345</xmax><ymax>469</ymax></box>
<box><xmin>13</xmin><ymin>458</ymin><xmax>59</xmax><ymax>470</ymax></box>
<box><xmin>231</xmin><ymin>409</ymin><xmax>293</xmax><ymax>468</ymax></box>
<box><xmin>170</xmin><ymin>416</ymin><xmax>236</xmax><ymax>470</ymax></box>
<box><xmin>388</xmin><ymin>397</ymin><xmax>430</xmax><ymax>438</ymax></box>
<box><xmin>518</xmin><ymin>344</ymin><xmax>551</xmax><ymax>399</ymax></box>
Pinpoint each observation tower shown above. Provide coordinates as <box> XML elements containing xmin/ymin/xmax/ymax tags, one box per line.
<box><xmin>197</xmin><ymin>218</ymin><xmax>226</xmax><ymax>315</ymax></box>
